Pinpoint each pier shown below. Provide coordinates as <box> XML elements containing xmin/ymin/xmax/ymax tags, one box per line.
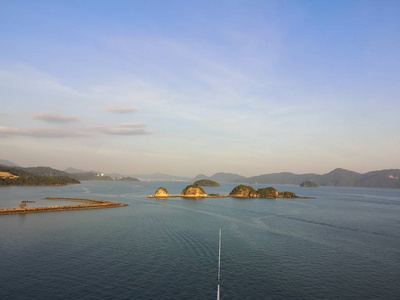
<box><xmin>0</xmin><ymin>197</ymin><xmax>127</xmax><ymax>215</ymax></box>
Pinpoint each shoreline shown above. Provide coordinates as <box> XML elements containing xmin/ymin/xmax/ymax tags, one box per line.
<box><xmin>0</xmin><ymin>197</ymin><xmax>127</xmax><ymax>215</ymax></box>
<box><xmin>148</xmin><ymin>194</ymin><xmax>313</xmax><ymax>199</ymax></box>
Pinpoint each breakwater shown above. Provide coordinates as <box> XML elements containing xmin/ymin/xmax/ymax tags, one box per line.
<box><xmin>0</xmin><ymin>197</ymin><xmax>127</xmax><ymax>215</ymax></box>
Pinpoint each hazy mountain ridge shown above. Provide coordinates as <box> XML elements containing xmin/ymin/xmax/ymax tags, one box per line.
<box><xmin>2</xmin><ymin>159</ymin><xmax>399</xmax><ymax>188</ymax></box>
<box><xmin>196</xmin><ymin>168</ymin><xmax>400</xmax><ymax>189</ymax></box>
<box><xmin>194</xmin><ymin>172</ymin><xmax>247</xmax><ymax>183</ymax></box>
<box><xmin>0</xmin><ymin>159</ymin><xmax>19</xmax><ymax>167</ymax></box>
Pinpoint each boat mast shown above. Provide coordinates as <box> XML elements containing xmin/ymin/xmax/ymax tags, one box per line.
<box><xmin>217</xmin><ymin>228</ymin><xmax>221</xmax><ymax>300</ymax></box>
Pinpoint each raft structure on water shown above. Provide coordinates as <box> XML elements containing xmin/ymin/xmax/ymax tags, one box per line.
<box><xmin>0</xmin><ymin>197</ymin><xmax>127</xmax><ymax>215</ymax></box>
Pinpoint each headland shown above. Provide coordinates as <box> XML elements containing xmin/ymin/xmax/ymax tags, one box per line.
<box><xmin>0</xmin><ymin>197</ymin><xmax>127</xmax><ymax>215</ymax></box>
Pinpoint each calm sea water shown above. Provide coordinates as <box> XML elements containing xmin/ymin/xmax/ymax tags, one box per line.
<box><xmin>1</xmin><ymin>182</ymin><xmax>399</xmax><ymax>299</ymax></box>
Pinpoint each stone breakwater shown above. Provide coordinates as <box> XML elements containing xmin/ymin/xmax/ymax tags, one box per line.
<box><xmin>0</xmin><ymin>197</ymin><xmax>127</xmax><ymax>215</ymax></box>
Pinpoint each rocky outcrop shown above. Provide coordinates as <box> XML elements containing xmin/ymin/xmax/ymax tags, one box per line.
<box><xmin>155</xmin><ymin>187</ymin><xmax>169</xmax><ymax>197</ymax></box>
<box><xmin>230</xmin><ymin>185</ymin><xmax>298</xmax><ymax>199</ymax></box>
<box><xmin>181</xmin><ymin>184</ymin><xmax>207</xmax><ymax>197</ymax></box>
<box><xmin>257</xmin><ymin>187</ymin><xmax>279</xmax><ymax>198</ymax></box>
<box><xmin>229</xmin><ymin>185</ymin><xmax>258</xmax><ymax>198</ymax></box>
<box><xmin>300</xmin><ymin>180</ymin><xmax>319</xmax><ymax>187</ymax></box>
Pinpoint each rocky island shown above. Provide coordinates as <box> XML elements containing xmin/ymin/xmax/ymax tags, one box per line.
<box><xmin>229</xmin><ymin>185</ymin><xmax>297</xmax><ymax>198</ymax></box>
<box><xmin>194</xmin><ymin>179</ymin><xmax>220</xmax><ymax>187</ymax></box>
<box><xmin>300</xmin><ymin>180</ymin><xmax>319</xmax><ymax>187</ymax></box>
<box><xmin>148</xmin><ymin>184</ymin><xmax>309</xmax><ymax>199</ymax></box>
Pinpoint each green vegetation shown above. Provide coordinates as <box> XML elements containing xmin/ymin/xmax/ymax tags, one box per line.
<box><xmin>300</xmin><ymin>180</ymin><xmax>319</xmax><ymax>187</ymax></box>
<box><xmin>22</xmin><ymin>166</ymin><xmax>69</xmax><ymax>176</ymax></box>
<box><xmin>229</xmin><ymin>185</ymin><xmax>258</xmax><ymax>197</ymax></box>
<box><xmin>229</xmin><ymin>185</ymin><xmax>298</xmax><ymax>199</ymax></box>
<box><xmin>279</xmin><ymin>191</ymin><xmax>297</xmax><ymax>198</ymax></box>
<box><xmin>0</xmin><ymin>166</ymin><xmax>80</xmax><ymax>186</ymax></box>
<box><xmin>181</xmin><ymin>184</ymin><xmax>207</xmax><ymax>196</ymax></box>
<box><xmin>257</xmin><ymin>187</ymin><xmax>279</xmax><ymax>198</ymax></box>
<box><xmin>194</xmin><ymin>179</ymin><xmax>220</xmax><ymax>186</ymax></box>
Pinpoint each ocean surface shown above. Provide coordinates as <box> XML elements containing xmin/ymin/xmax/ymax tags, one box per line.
<box><xmin>1</xmin><ymin>181</ymin><xmax>399</xmax><ymax>299</ymax></box>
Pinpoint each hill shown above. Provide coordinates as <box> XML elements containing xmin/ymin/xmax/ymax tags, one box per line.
<box><xmin>69</xmin><ymin>172</ymin><xmax>139</xmax><ymax>181</ymax></box>
<box><xmin>64</xmin><ymin>167</ymin><xmax>87</xmax><ymax>173</ymax></box>
<box><xmin>0</xmin><ymin>166</ymin><xmax>79</xmax><ymax>186</ymax></box>
<box><xmin>22</xmin><ymin>166</ymin><xmax>71</xmax><ymax>177</ymax></box>
<box><xmin>245</xmin><ymin>168</ymin><xmax>400</xmax><ymax>189</ymax></box>
<box><xmin>193</xmin><ymin>172</ymin><xmax>247</xmax><ymax>183</ymax></box>
<box><xmin>194</xmin><ymin>179</ymin><xmax>220</xmax><ymax>186</ymax></box>
<box><xmin>0</xmin><ymin>159</ymin><xmax>19</xmax><ymax>167</ymax></box>
<box><xmin>247</xmin><ymin>172</ymin><xmax>319</xmax><ymax>185</ymax></box>
<box><xmin>133</xmin><ymin>173</ymin><xmax>191</xmax><ymax>181</ymax></box>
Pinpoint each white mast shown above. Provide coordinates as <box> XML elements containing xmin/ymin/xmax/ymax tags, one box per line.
<box><xmin>217</xmin><ymin>228</ymin><xmax>221</xmax><ymax>300</ymax></box>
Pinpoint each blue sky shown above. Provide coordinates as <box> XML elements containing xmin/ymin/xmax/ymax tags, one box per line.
<box><xmin>1</xmin><ymin>0</ymin><xmax>399</xmax><ymax>177</ymax></box>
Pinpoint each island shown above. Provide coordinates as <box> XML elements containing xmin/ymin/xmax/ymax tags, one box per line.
<box><xmin>229</xmin><ymin>185</ymin><xmax>297</xmax><ymax>198</ymax></box>
<box><xmin>148</xmin><ymin>184</ymin><xmax>310</xmax><ymax>199</ymax></box>
<box><xmin>181</xmin><ymin>184</ymin><xmax>207</xmax><ymax>197</ymax></box>
<box><xmin>194</xmin><ymin>179</ymin><xmax>220</xmax><ymax>187</ymax></box>
<box><xmin>0</xmin><ymin>197</ymin><xmax>127</xmax><ymax>215</ymax></box>
<box><xmin>300</xmin><ymin>180</ymin><xmax>319</xmax><ymax>187</ymax></box>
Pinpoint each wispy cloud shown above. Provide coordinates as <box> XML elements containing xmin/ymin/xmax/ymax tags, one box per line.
<box><xmin>0</xmin><ymin>126</ymin><xmax>88</xmax><ymax>138</ymax></box>
<box><xmin>106</xmin><ymin>106</ymin><xmax>140</xmax><ymax>114</ymax></box>
<box><xmin>0</xmin><ymin>113</ymin><xmax>11</xmax><ymax>118</ymax></box>
<box><xmin>118</xmin><ymin>122</ymin><xmax>146</xmax><ymax>128</ymax></box>
<box><xmin>83</xmin><ymin>124</ymin><xmax>153</xmax><ymax>136</ymax></box>
<box><xmin>31</xmin><ymin>112</ymin><xmax>80</xmax><ymax>123</ymax></box>
<box><xmin>103</xmin><ymin>128</ymin><xmax>154</xmax><ymax>136</ymax></box>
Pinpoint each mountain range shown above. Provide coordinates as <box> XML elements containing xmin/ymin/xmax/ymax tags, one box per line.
<box><xmin>197</xmin><ymin>168</ymin><xmax>400</xmax><ymax>189</ymax></box>
<box><xmin>1</xmin><ymin>159</ymin><xmax>399</xmax><ymax>189</ymax></box>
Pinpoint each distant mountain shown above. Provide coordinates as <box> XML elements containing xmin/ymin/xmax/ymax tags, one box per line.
<box><xmin>133</xmin><ymin>173</ymin><xmax>191</xmax><ymax>181</ymax></box>
<box><xmin>194</xmin><ymin>172</ymin><xmax>248</xmax><ymax>183</ymax></box>
<box><xmin>247</xmin><ymin>172</ymin><xmax>319</xmax><ymax>185</ymax></box>
<box><xmin>244</xmin><ymin>168</ymin><xmax>400</xmax><ymax>189</ymax></box>
<box><xmin>65</xmin><ymin>167</ymin><xmax>87</xmax><ymax>174</ymax></box>
<box><xmin>318</xmin><ymin>168</ymin><xmax>361</xmax><ymax>187</ymax></box>
<box><xmin>22</xmin><ymin>166</ymin><xmax>70</xmax><ymax>177</ymax></box>
<box><xmin>193</xmin><ymin>174</ymin><xmax>208</xmax><ymax>181</ymax></box>
<box><xmin>0</xmin><ymin>159</ymin><xmax>19</xmax><ymax>167</ymax></box>
<box><xmin>69</xmin><ymin>172</ymin><xmax>139</xmax><ymax>181</ymax></box>
<box><xmin>355</xmin><ymin>169</ymin><xmax>400</xmax><ymax>188</ymax></box>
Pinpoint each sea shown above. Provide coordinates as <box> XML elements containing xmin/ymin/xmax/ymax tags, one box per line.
<box><xmin>1</xmin><ymin>181</ymin><xmax>399</xmax><ymax>300</ymax></box>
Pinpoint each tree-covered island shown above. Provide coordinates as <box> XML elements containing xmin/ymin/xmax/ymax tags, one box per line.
<box><xmin>194</xmin><ymin>179</ymin><xmax>220</xmax><ymax>186</ymax></box>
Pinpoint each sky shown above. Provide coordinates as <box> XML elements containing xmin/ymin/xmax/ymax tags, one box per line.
<box><xmin>1</xmin><ymin>0</ymin><xmax>399</xmax><ymax>177</ymax></box>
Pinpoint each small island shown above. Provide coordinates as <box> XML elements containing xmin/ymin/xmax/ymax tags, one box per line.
<box><xmin>148</xmin><ymin>184</ymin><xmax>310</xmax><ymax>199</ymax></box>
<box><xmin>194</xmin><ymin>179</ymin><xmax>220</xmax><ymax>187</ymax></box>
<box><xmin>300</xmin><ymin>180</ymin><xmax>319</xmax><ymax>187</ymax></box>
<box><xmin>0</xmin><ymin>197</ymin><xmax>127</xmax><ymax>215</ymax></box>
<box><xmin>181</xmin><ymin>184</ymin><xmax>207</xmax><ymax>197</ymax></box>
<box><xmin>229</xmin><ymin>185</ymin><xmax>297</xmax><ymax>198</ymax></box>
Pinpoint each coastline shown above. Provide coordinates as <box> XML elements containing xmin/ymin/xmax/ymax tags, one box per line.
<box><xmin>148</xmin><ymin>194</ymin><xmax>313</xmax><ymax>199</ymax></box>
<box><xmin>0</xmin><ymin>197</ymin><xmax>127</xmax><ymax>215</ymax></box>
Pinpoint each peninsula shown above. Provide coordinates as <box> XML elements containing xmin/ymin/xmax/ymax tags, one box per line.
<box><xmin>0</xmin><ymin>197</ymin><xmax>127</xmax><ymax>215</ymax></box>
<box><xmin>0</xmin><ymin>166</ymin><xmax>79</xmax><ymax>186</ymax></box>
